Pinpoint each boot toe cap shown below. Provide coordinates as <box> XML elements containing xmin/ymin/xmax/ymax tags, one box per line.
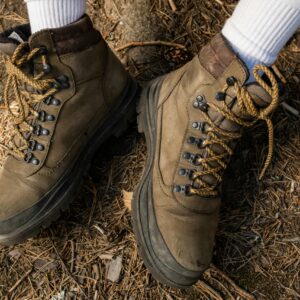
<box><xmin>0</xmin><ymin>167</ymin><xmax>43</xmax><ymax>235</ymax></box>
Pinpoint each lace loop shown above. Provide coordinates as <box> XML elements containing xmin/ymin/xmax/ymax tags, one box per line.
<box><xmin>190</xmin><ymin>65</ymin><xmax>280</xmax><ymax>197</ymax></box>
<box><xmin>0</xmin><ymin>43</ymin><xmax>58</xmax><ymax>160</ymax></box>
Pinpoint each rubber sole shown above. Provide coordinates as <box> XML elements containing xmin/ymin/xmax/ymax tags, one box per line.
<box><xmin>0</xmin><ymin>78</ymin><xmax>139</xmax><ymax>246</ymax></box>
<box><xmin>132</xmin><ymin>77</ymin><xmax>202</xmax><ymax>289</ymax></box>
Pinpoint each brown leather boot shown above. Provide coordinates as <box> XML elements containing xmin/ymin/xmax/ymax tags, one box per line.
<box><xmin>0</xmin><ymin>15</ymin><xmax>138</xmax><ymax>246</ymax></box>
<box><xmin>133</xmin><ymin>34</ymin><xmax>281</xmax><ymax>288</ymax></box>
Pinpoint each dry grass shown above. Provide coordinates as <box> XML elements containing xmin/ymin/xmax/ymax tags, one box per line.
<box><xmin>0</xmin><ymin>0</ymin><xmax>300</xmax><ymax>299</ymax></box>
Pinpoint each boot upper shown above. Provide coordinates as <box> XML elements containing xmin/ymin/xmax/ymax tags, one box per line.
<box><xmin>0</xmin><ymin>15</ymin><xmax>130</xmax><ymax>224</ymax></box>
<box><xmin>151</xmin><ymin>34</ymin><xmax>280</xmax><ymax>271</ymax></box>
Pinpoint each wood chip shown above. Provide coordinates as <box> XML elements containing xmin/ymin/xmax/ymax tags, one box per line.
<box><xmin>107</xmin><ymin>255</ymin><xmax>123</xmax><ymax>283</ymax></box>
<box><xmin>8</xmin><ymin>249</ymin><xmax>22</xmax><ymax>260</ymax></box>
<box><xmin>122</xmin><ymin>190</ymin><xmax>133</xmax><ymax>211</ymax></box>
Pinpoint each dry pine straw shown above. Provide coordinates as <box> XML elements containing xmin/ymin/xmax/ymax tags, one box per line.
<box><xmin>0</xmin><ymin>0</ymin><xmax>300</xmax><ymax>299</ymax></box>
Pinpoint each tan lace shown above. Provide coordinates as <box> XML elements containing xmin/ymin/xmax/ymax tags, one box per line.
<box><xmin>190</xmin><ymin>65</ymin><xmax>280</xmax><ymax>197</ymax></box>
<box><xmin>0</xmin><ymin>43</ymin><xmax>57</xmax><ymax>160</ymax></box>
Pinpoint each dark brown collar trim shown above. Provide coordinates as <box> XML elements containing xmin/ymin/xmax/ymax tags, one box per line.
<box><xmin>50</xmin><ymin>14</ymin><xmax>102</xmax><ymax>55</ymax></box>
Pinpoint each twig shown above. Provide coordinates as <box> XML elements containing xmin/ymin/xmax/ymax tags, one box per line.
<box><xmin>8</xmin><ymin>268</ymin><xmax>33</xmax><ymax>294</ymax></box>
<box><xmin>195</xmin><ymin>280</ymin><xmax>223</xmax><ymax>300</ymax></box>
<box><xmin>116</xmin><ymin>41</ymin><xmax>186</xmax><ymax>52</ymax></box>
<box><xmin>70</xmin><ymin>240</ymin><xmax>75</xmax><ymax>273</ymax></box>
<box><xmin>205</xmin><ymin>270</ymin><xmax>235</xmax><ymax>300</ymax></box>
<box><xmin>168</xmin><ymin>0</ymin><xmax>177</xmax><ymax>12</ymax></box>
<box><xmin>51</xmin><ymin>239</ymin><xmax>88</xmax><ymax>298</ymax></box>
<box><xmin>272</xmin><ymin>65</ymin><xmax>287</xmax><ymax>84</ymax></box>
<box><xmin>209</xmin><ymin>264</ymin><xmax>255</xmax><ymax>300</ymax></box>
<box><xmin>281</xmin><ymin>102</ymin><xmax>299</xmax><ymax>116</ymax></box>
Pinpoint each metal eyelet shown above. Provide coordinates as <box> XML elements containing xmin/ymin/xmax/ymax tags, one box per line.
<box><xmin>38</xmin><ymin>111</ymin><xmax>46</xmax><ymax>122</ymax></box>
<box><xmin>43</xmin><ymin>63</ymin><xmax>52</xmax><ymax>74</ymax></box>
<box><xmin>192</xmin><ymin>122</ymin><xmax>205</xmax><ymax>133</ymax></box>
<box><xmin>32</xmin><ymin>125</ymin><xmax>49</xmax><ymax>136</ymax></box>
<box><xmin>183</xmin><ymin>152</ymin><xmax>201</xmax><ymax>166</ymax></box>
<box><xmin>24</xmin><ymin>152</ymin><xmax>39</xmax><ymax>165</ymax></box>
<box><xmin>183</xmin><ymin>152</ymin><xmax>192</xmax><ymax>160</ymax></box>
<box><xmin>46</xmin><ymin>114</ymin><xmax>55</xmax><ymax>121</ymax></box>
<box><xmin>28</xmin><ymin>140</ymin><xmax>37</xmax><ymax>151</ymax></box>
<box><xmin>215</xmin><ymin>92</ymin><xmax>226</xmax><ymax>101</ymax></box>
<box><xmin>193</xmin><ymin>95</ymin><xmax>209</xmax><ymax>112</ymax></box>
<box><xmin>38</xmin><ymin>45</ymin><xmax>48</xmax><ymax>55</ymax></box>
<box><xmin>39</xmin><ymin>111</ymin><xmax>55</xmax><ymax>122</ymax></box>
<box><xmin>193</xmin><ymin>100</ymin><xmax>200</xmax><ymax>108</ymax></box>
<box><xmin>226</xmin><ymin>76</ymin><xmax>236</xmax><ymax>86</ymax></box>
<box><xmin>44</xmin><ymin>96</ymin><xmax>61</xmax><ymax>106</ymax></box>
<box><xmin>31</xmin><ymin>158</ymin><xmax>40</xmax><ymax>165</ymax></box>
<box><xmin>29</xmin><ymin>140</ymin><xmax>45</xmax><ymax>151</ymax></box>
<box><xmin>36</xmin><ymin>143</ymin><xmax>45</xmax><ymax>151</ymax></box>
<box><xmin>173</xmin><ymin>185</ymin><xmax>191</xmax><ymax>196</ymax></box>
<box><xmin>32</xmin><ymin>125</ymin><xmax>42</xmax><ymax>136</ymax></box>
<box><xmin>41</xmin><ymin>128</ymin><xmax>50</xmax><ymax>136</ymax></box>
<box><xmin>179</xmin><ymin>168</ymin><xmax>187</xmax><ymax>176</ymax></box>
<box><xmin>187</xmin><ymin>136</ymin><xmax>206</xmax><ymax>149</ymax></box>
<box><xmin>44</xmin><ymin>96</ymin><xmax>52</xmax><ymax>105</ymax></box>
<box><xmin>24</xmin><ymin>152</ymin><xmax>33</xmax><ymax>163</ymax></box>
<box><xmin>187</xmin><ymin>136</ymin><xmax>196</xmax><ymax>144</ymax></box>
<box><xmin>178</xmin><ymin>169</ymin><xmax>195</xmax><ymax>179</ymax></box>
<box><xmin>53</xmin><ymin>81</ymin><xmax>61</xmax><ymax>90</ymax></box>
<box><xmin>56</xmin><ymin>75</ymin><xmax>70</xmax><ymax>89</ymax></box>
<box><xmin>51</xmin><ymin>98</ymin><xmax>61</xmax><ymax>106</ymax></box>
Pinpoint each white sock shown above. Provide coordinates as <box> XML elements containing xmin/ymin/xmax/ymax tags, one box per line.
<box><xmin>222</xmin><ymin>0</ymin><xmax>300</xmax><ymax>82</ymax></box>
<box><xmin>25</xmin><ymin>0</ymin><xmax>86</xmax><ymax>34</ymax></box>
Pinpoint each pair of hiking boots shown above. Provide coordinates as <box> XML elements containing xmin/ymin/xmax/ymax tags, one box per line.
<box><xmin>0</xmin><ymin>16</ymin><xmax>281</xmax><ymax>288</ymax></box>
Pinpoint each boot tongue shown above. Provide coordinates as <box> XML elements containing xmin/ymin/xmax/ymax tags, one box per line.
<box><xmin>0</xmin><ymin>25</ymin><xmax>30</xmax><ymax>56</ymax></box>
<box><xmin>246</xmin><ymin>83</ymin><xmax>273</xmax><ymax>107</ymax></box>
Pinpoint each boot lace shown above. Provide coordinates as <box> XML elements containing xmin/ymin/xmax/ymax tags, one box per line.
<box><xmin>0</xmin><ymin>43</ymin><xmax>59</xmax><ymax>162</ymax></box>
<box><xmin>182</xmin><ymin>65</ymin><xmax>280</xmax><ymax>197</ymax></box>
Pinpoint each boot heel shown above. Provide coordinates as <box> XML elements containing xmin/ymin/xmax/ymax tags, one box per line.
<box><xmin>137</xmin><ymin>76</ymin><xmax>165</xmax><ymax>135</ymax></box>
<box><xmin>137</xmin><ymin>85</ymin><xmax>148</xmax><ymax>134</ymax></box>
<box><xmin>111</xmin><ymin>79</ymin><xmax>140</xmax><ymax>138</ymax></box>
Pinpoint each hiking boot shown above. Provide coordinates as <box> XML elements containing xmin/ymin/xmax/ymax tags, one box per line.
<box><xmin>133</xmin><ymin>34</ymin><xmax>281</xmax><ymax>288</ymax></box>
<box><xmin>0</xmin><ymin>15</ymin><xmax>138</xmax><ymax>246</ymax></box>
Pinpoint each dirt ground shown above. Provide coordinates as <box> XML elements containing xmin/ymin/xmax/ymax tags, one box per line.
<box><xmin>0</xmin><ymin>0</ymin><xmax>300</xmax><ymax>299</ymax></box>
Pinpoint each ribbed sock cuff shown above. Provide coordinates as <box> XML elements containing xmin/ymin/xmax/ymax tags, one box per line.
<box><xmin>222</xmin><ymin>0</ymin><xmax>300</xmax><ymax>80</ymax></box>
<box><xmin>25</xmin><ymin>0</ymin><xmax>86</xmax><ymax>34</ymax></box>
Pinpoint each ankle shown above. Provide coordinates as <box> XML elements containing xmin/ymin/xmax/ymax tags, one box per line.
<box><xmin>25</xmin><ymin>0</ymin><xmax>86</xmax><ymax>34</ymax></box>
<box><xmin>222</xmin><ymin>0</ymin><xmax>300</xmax><ymax>83</ymax></box>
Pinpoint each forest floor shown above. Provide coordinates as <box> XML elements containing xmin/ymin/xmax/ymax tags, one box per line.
<box><xmin>0</xmin><ymin>0</ymin><xmax>299</xmax><ymax>299</ymax></box>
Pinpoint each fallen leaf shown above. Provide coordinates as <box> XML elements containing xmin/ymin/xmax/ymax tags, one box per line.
<box><xmin>34</xmin><ymin>259</ymin><xmax>58</xmax><ymax>272</ymax></box>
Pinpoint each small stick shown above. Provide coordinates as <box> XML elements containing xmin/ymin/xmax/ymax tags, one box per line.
<box><xmin>168</xmin><ymin>0</ymin><xmax>177</xmax><ymax>12</ymax></box>
<box><xmin>195</xmin><ymin>280</ymin><xmax>223</xmax><ymax>300</ymax></box>
<box><xmin>281</xmin><ymin>102</ymin><xmax>299</xmax><ymax>116</ymax></box>
<box><xmin>52</xmin><ymin>240</ymin><xmax>88</xmax><ymax>298</ymax></box>
<box><xmin>272</xmin><ymin>65</ymin><xmax>287</xmax><ymax>84</ymax></box>
<box><xmin>8</xmin><ymin>268</ymin><xmax>33</xmax><ymax>294</ymax></box>
<box><xmin>209</xmin><ymin>264</ymin><xmax>255</xmax><ymax>300</ymax></box>
<box><xmin>205</xmin><ymin>270</ymin><xmax>235</xmax><ymax>300</ymax></box>
<box><xmin>70</xmin><ymin>240</ymin><xmax>75</xmax><ymax>273</ymax></box>
<box><xmin>116</xmin><ymin>41</ymin><xmax>185</xmax><ymax>52</ymax></box>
